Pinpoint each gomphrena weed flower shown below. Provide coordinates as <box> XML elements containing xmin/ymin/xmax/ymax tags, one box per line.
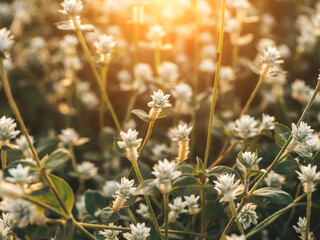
<box><xmin>296</xmin><ymin>164</ymin><xmax>320</xmax><ymax>193</ymax></box>
<box><xmin>98</xmin><ymin>223</ymin><xmax>121</xmax><ymax>240</ymax></box>
<box><xmin>261</xmin><ymin>113</ymin><xmax>275</xmax><ymax>130</ymax></box>
<box><xmin>213</xmin><ymin>174</ymin><xmax>241</xmax><ymax>202</ymax></box>
<box><xmin>168</xmin><ymin>197</ymin><xmax>188</xmax><ymax>222</ymax></box>
<box><xmin>184</xmin><ymin>195</ymin><xmax>200</xmax><ymax>214</ymax></box>
<box><xmin>123</xmin><ymin>222</ymin><xmax>151</xmax><ymax>240</ymax></box>
<box><xmin>237</xmin><ymin>151</ymin><xmax>260</xmax><ymax>171</ymax></box>
<box><xmin>0</xmin><ymin>28</ymin><xmax>14</xmax><ymax>58</ymax></box>
<box><xmin>226</xmin><ymin>234</ymin><xmax>246</xmax><ymax>240</ymax></box>
<box><xmin>237</xmin><ymin>203</ymin><xmax>259</xmax><ymax>230</ymax></box>
<box><xmin>59</xmin><ymin>0</ymin><xmax>83</xmax><ymax>16</ymax></box>
<box><xmin>15</xmin><ymin>135</ymin><xmax>34</xmax><ymax>157</ymax></box>
<box><xmin>148</xmin><ymin>89</ymin><xmax>172</xmax><ymax>120</ymax></box>
<box><xmin>94</xmin><ymin>34</ymin><xmax>117</xmax><ymax>64</ymax></box>
<box><xmin>233</xmin><ymin>115</ymin><xmax>258</xmax><ymax>139</ymax></box>
<box><xmin>292</xmin><ymin>122</ymin><xmax>314</xmax><ymax>144</ymax></box>
<box><xmin>171</xmin><ymin>123</ymin><xmax>193</xmax><ymax>163</ymax></box>
<box><xmin>112</xmin><ymin>177</ymin><xmax>136</xmax><ymax>212</ymax></box>
<box><xmin>58</xmin><ymin>128</ymin><xmax>88</xmax><ymax>146</ymax></box>
<box><xmin>260</xmin><ymin>46</ymin><xmax>283</xmax><ymax>67</ymax></box>
<box><xmin>264</xmin><ymin>170</ymin><xmax>285</xmax><ymax>188</ymax></box>
<box><xmin>293</xmin><ymin>217</ymin><xmax>314</xmax><ymax>240</ymax></box>
<box><xmin>136</xmin><ymin>203</ymin><xmax>150</xmax><ymax>219</ymax></box>
<box><xmin>77</xmin><ymin>161</ymin><xmax>98</xmax><ymax>179</ymax></box>
<box><xmin>6</xmin><ymin>164</ymin><xmax>33</xmax><ymax>184</ymax></box>
<box><xmin>117</xmin><ymin>128</ymin><xmax>142</xmax><ymax>162</ymax></box>
<box><xmin>152</xmin><ymin>159</ymin><xmax>181</xmax><ymax>194</ymax></box>
<box><xmin>0</xmin><ymin>116</ymin><xmax>20</xmax><ymax>146</ymax></box>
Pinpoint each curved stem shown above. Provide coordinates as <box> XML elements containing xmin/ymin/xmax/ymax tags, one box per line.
<box><xmin>163</xmin><ymin>194</ymin><xmax>169</xmax><ymax>240</ymax></box>
<box><xmin>1</xmin><ymin>150</ymin><xmax>6</xmax><ymax>169</ymax></box>
<box><xmin>203</xmin><ymin>0</ymin><xmax>226</xmax><ymax>169</ymax></box>
<box><xmin>229</xmin><ymin>200</ymin><xmax>245</xmax><ymax>235</ymax></box>
<box><xmin>71</xmin><ymin>17</ymin><xmax>121</xmax><ymax>132</ymax></box>
<box><xmin>306</xmin><ymin>192</ymin><xmax>312</xmax><ymax>240</ymax></box>
<box><xmin>69</xmin><ymin>145</ymin><xmax>84</xmax><ymax>194</ymax></box>
<box><xmin>138</xmin><ymin>120</ymin><xmax>155</xmax><ymax>156</ymax></box>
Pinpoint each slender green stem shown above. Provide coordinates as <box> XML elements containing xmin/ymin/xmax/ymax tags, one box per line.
<box><xmin>99</xmin><ymin>65</ymin><xmax>108</xmax><ymax>151</ymax></box>
<box><xmin>240</xmin><ymin>64</ymin><xmax>269</xmax><ymax>116</ymax></box>
<box><xmin>200</xmin><ymin>182</ymin><xmax>206</xmax><ymax>237</ymax></box>
<box><xmin>69</xmin><ymin>145</ymin><xmax>84</xmax><ymax>193</ymax></box>
<box><xmin>203</xmin><ymin>0</ymin><xmax>226</xmax><ymax>169</ymax></box>
<box><xmin>71</xmin><ymin>17</ymin><xmax>121</xmax><ymax>132</ymax></box>
<box><xmin>229</xmin><ymin>200</ymin><xmax>245</xmax><ymax>235</ymax></box>
<box><xmin>163</xmin><ymin>194</ymin><xmax>169</xmax><ymax>240</ymax></box>
<box><xmin>306</xmin><ymin>192</ymin><xmax>312</xmax><ymax>240</ymax></box>
<box><xmin>138</xmin><ymin>120</ymin><xmax>155</xmax><ymax>156</ymax></box>
<box><xmin>73</xmin><ymin>219</ymin><xmax>97</xmax><ymax>240</ymax></box>
<box><xmin>1</xmin><ymin>150</ymin><xmax>6</xmax><ymax>169</ymax></box>
<box><xmin>131</xmin><ymin>160</ymin><xmax>164</xmax><ymax>240</ymax></box>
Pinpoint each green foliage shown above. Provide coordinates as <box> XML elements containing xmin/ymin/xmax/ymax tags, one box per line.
<box><xmin>252</xmin><ymin>187</ymin><xmax>293</xmax><ymax>204</ymax></box>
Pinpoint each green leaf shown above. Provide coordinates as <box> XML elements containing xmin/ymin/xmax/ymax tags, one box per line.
<box><xmin>55</xmin><ymin>219</ymin><xmax>74</xmax><ymax>240</ymax></box>
<box><xmin>134</xmin><ymin>179</ymin><xmax>160</xmax><ymax>196</ymax></box>
<box><xmin>132</xmin><ymin>109</ymin><xmax>151</xmax><ymax>123</ymax></box>
<box><xmin>39</xmin><ymin>174</ymin><xmax>74</xmax><ymax>212</ymax></box>
<box><xmin>36</xmin><ymin>138</ymin><xmax>59</xmax><ymax>158</ymax></box>
<box><xmin>124</xmin><ymin>195</ymin><xmax>137</xmax><ymax>207</ymax></box>
<box><xmin>196</xmin><ymin>157</ymin><xmax>204</xmax><ymax>172</ymax></box>
<box><xmin>25</xmin><ymin>225</ymin><xmax>51</xmax><ymax>240</ymax></box>
<box><xmin>100</xmin><ymin>207</ymin><xmax>121</xmax><ymax>223</ymax></box>
<box><xmin>274</xmin><ymin>123</ymin><xmax>291</xmax><ymax>148</ymax></box>
<box><xmin>85</xmin><ymin>190</ymin><xmax>107</xmax><ymax>216</ymax></box>
<box><xmin>157</xmin><ymin>107</ymin><xmax>171</xmax><ymax>118</ymax></box>
<box><xmin>42</xmin><ymin>149</ymin><xmax>70</xmax><ymax>170</ymax></box>
<box><xmin>176</xmin><ymin>164</ymin><xmax>196</xmax><ymax>175</ymax></box>
<box><xmin>208</xmin><ymin>166</ymin><xmax>241</xmax><ymax>180</ymax></box>
<box><xmin>252</xmin><ymin>187</ymin><xmax>293</xmax><ymax>204</ymax></box>
<box><xmin>276</xmin><ymin>158</ymin><xmax>299</xmax><ymax>175</ymax></box>
<box><xmin>172</xmin><ymin>176</ymin><xmax>201</xmax><ymax>196</ymax></box>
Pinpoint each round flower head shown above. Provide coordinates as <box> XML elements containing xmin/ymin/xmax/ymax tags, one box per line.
<box><xmin>0</xmin><ymin>116</ymin><xmax>20</xmax><ymax>143</ymax></box>
<box><xmin>102</xmin><ymin>180</ymin><xmax>118</xmax><ymax>198</ymax></box>
<box><xmin>15</xmin><ymin>135</ymin><xmax>34</xmax><ymax>157</ymax></box>
<box><xmin>77</xmin><ymin>161</ymin><xmax>98</xmax><ymax>179</ymax></box>
<box><xmin>136</xmin><ymin>203</ymin><xmax>150</xmax><ymax>219</ymax></box>
<box><xmin>292</xmin><ymin>122</ymin><xmax>314</xmax><ymax>144</ymax></box>
<box><xmin>213</xmin><ymin>174</ymin><xmax>241</xmax><ymax>202</ymax></box>
<box><xmin>117</xmin><ymin>129</ymin><xmax>142</xmax><ymax>149</ymax></box>
<box><xmin>98</xmin><ymin>223</ymin><xmax>121</xmax><ymax>240</ymax></box>
<box><xmin>116</xmin><ymin>177</ymin><xmax>136</xmax><ymax>199</ymax></box>
<box><xmin>184</xmin><ymin>195</ymin><xmax>200</xmax><ymax>214</ymax></box>
<box><xmin>293</xmin><ymin>217</ymin><xmax>307</xmax><ymax>235</ymax></box>
<box><xmin>168</xmin><ymin>197</ymin><xmax>188</xmax><ymax>222</ymax></box>
<box><xmin>123</xmin><ymin>222</ymin><xmax>151</xmax><ymax>240</ymax></box>
<box><xmin>264</xmin><ymin>170</ymin><xmax>285</xmax><ymax>188</ymax></box>
<box><xmin>58</xmin><ymin>128</ymin><xmax>80</xmax><ymax>145</ymax></box>
<box><xmin>226</xmin><ymin>234</ymin><xmax>246</xmax><ymax>240</ymax></box>
<box><xmin>296</xmin><ymin>164</ymin><xmax>320</xmax><ymax>193</ymax></box>
<box><xmin>238</xmin><ymin>151</ymin><xmax>259</xmax><ymax>169</ymax></box>
<box><xmin>238</xmin><ymin>203</ymin><xmax>258</xmax><ymax>230</ymax></box>
<box><xmin>261</xmin><ymin>114</ymin><xmax>275</xmax><ymax>130</ymax></box>
<box><xmin>158</xmin><ymin>61</ymin><xmax>179</xmax><ymax>83</ymax></box>
<box><xmin>0</xmin><ymin>28</ymin><xmax>14</xmax><ymax>57</ymax></box>
<box><xmin>134</xmin><ymin>63</ymin><xmax>153</xmax><ymax>82</ymax></box>
<box><xmin>148</xmin><ymin>89</ymin><xmax>172</xmax><ymax>109</ymax></box>
<box><xmin>146</xmin><ymin>25</ymin><xmax>166</xmax><ymax>42</ymax></box>
<box><xmin>171</xmin><ymin>124</ymin><xmax>193</xmax><ymax>141</ymax></box>
<box><xmin>233</xmin><ymin>115</ymin><xmax>258</xmax><ymax>139</ymax></box>
<box><xmin>94</xmin><ymin>34</ymin><xmax>116</xmax><ymax>55</ymax></box>
<box><xmin>59</xmin><ymin>0</ymin><xmax>83</xmax><ymax>16</ymax></box>
<box><xmin>260</xmin><ymin>46</ymin><xmax>283</xmax><ymax>67</ymax></box>
<box><xmin>171</xmin><ymin>83</ymin><xmax>193</xmax><ymax>102</ymax></box>
<box><xmin>6</xmin><ymin>164</ymin><xmax>33</xmax><ymax>184</ymax></box>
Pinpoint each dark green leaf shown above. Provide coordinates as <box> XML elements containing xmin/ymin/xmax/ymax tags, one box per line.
<box><xmin>55</xmin><ymin>219</ymin><xmax>74</xmax><ymax>240</ymax></box>
<box><xmin>196</xmin><ymin>157</ymin><xmax>204</xmax><ymax>172</ymax></box>
<box><xmin>252</xmin><ymin>187</ymin><xmax>293</xmax><ymax>204</ymax></box>
<box><xmin>176</xmin><ymin>164</ymin><xmax>196</xmax><ymax>175</ymax></box>
<box><xmin>36</xmin><ymin>138</ymin><xmax>59</xmax><ymax>158</ymax></box>
<box><xmin>208</xmin><ymin>166</ymin><xmax>241</xmax><ymax>180</ymax></box>
<box><xmin>25</xmin><ymin>224</ymin><xmax>51</xmax><ymax>240</ymax></box>
<box><xmin>100</xmin><ymin>207</ymin><xmax>120</xmax><ymax>223</ymax></box>
<box><xmin>274</xmin><ymin>123</ymin><xmax>291</xmax><ymax>148</ymax></box>
<box><xmin>172</xmin><ymin>176</ymin><xmax>201</xmax><ymax>196</ymax></box>
<box><xmin>85</xmin><ymin>190</ymin><xmax>107</xmax><ymax>216</ymax></box>
<box><xmin>134</xmin><ymin>179</ymin><xmax>160</xmax><ymax>196</ymax></box>
<box><xmin>42</xmin><ymin>149</ymin><xmax>70</xmax><ymax>170</ymax></box>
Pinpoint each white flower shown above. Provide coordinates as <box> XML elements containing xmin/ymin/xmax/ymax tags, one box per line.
<box><xmin>261</xmin><ymin>114</ymin><xmax>275</xmax><ymax>130</ymax></box>
<box><xmin>220</xmin><ymin>66</ymin><xmax>236</xmax><ymax>81</ymax></box>
<box><xmin>238</xmin><ymin>203</ymin><xmax>258</xmax><ymax>230</ymax></box>
<box><xmin>233</xmin><ymin>115</ymin><xmax>259</xmax><ymax>139</ymax></box>
<box><xmin>293</xmin><ymin>217</ymin><xmax>314</xmax><ymax>240</ymax></box>
<box><xmin>260</xmin><ymin>46</ymin><xmax>283</xmax><ymax>67</ymax></box>
<box><xmin>136</xmin><ymin>203</ymin><xmax>150</xmax><ymax>219</ymax></box>
<box><xmin>15</xmin><ymin>135</ymin><xmax>34</xmax><ymax>157</ymax></box>
<box><xmin>98</xmin><ymin>223</ymin><xmax>121</xmax><ymax>240</ymax></box>
<box><xmin>146</xmin><ymin>25</ymin><xmax>166</xmax><ymax>42</ymax></box>
<box><xmin>0</xmin><ymin>199</ymin><xmax>45</xmax><ymax>228</ymax></box>
<box><xmin>0</xmin><ymin>116</ymin><xmax>20</xmax><ymax>143</ymax></box>
<box><xmin>6</xmin><ymin>164</ymin><xmax>33</xmax><ymax>184</ymax></box>
<box><xmin>171</xmin><ymin>124</ymin><xmax>193</xmax><ymax>141</ymax></box>
<box><xmin>117</xmin><ymin>129</ymin><xmax>142</xmax><ymax>149</ymax></box>
<box><xmin>123</xmin><ymin>222</ymin><xmax>151</xmax><ymax>240</ymax></box>
<box><xmin>226</xmin><ymin>234</ymin><xmax>246</xmax><ymax>240</ymax></box>
<box><xmin>199</xmin><ymin>59</ymin><xmax>216</xmax><ymax>74</ymax></box>
<box><xmin>58</xmin><ymin>128</ymin><xmax>79</xmax><ymax>145</ymax></box>
<box><xmin>0</xmin><ymin>213</ymin><xmax>11</xmax><ymax>238</ymax></box>
<box><xmin>168</xmin><ymin>197</ymin><xmax>188</xmax><ymax>222</ymax></box>
<box><xmin>0</xmin><ymin>28</ymin><xmax>14</xmax><ymax>57</ymax></box>
<box><xmin>76</xmin><ymin>195</ymin><xmax>87</xmax><ymax>218</ymax></box>
<box><xmin>171</xmin><ymin>83</ymin><xmax>193</xmax><ymax>102</ymax></box>
<box><xmin>0</xmin><ymin>171</ymin><xmax>23</xmax><ymax>199</ymax></box>
<box><xmin>102</xmin><ymin>180</ymin><xmax>118</xmax><ymax>198</ymax></box>
<box><xmin>264</xmin><ymin>170</ymin><xmax>285</xmax><ymax>188</ymax></box>
<box><xmin>238</xmin><ymin>151</ymin><xmax>259</xmax><ymax>169</ymax></box>
<box><xmin>152</xmin><ymin>159</ymin><xmax>181</xmax><ymax>193</ymax></box>
<box><xmin>77</xmin><ymin>161</ymin><xmax>98</xmax><ymax>179</ymax></box>
<box><xmin>184</xmin><ymin>195</ymin><xmax>200</xmax><ymax>214</ymax></box>
<box><xmin>292</xmin><ymin>122</ymin><xmax>314</xmax><ymax>144</ymax></box>
<box><xmin>296</xmin><ymin>164</ymin><xmax>320</xmax><ymax>193</ymax></box>
<box><xmin>213</xmin><ymin>174</ymin><xmax>241</xmax><ymax>202</ymax></box>
<box><xmin>59</xmin><ymin>0</ymin><xmax>83</xmax><ymax>16</ymax></box>
<box><xmin>94</xmin><ymin>34</ymin><xmax>116</xmax><ymax>55</ymax></box>
<box><xmin>148</xmin><ymin>90</ymin><xmax>172</xmax><ymax>109</ymax></box>
<box><xmin>158</xmin><ymin>61</ymin><xmax>179</xmax><ymax>83</ymax></box>
<box><xmin>116</xmin><ymin>177</ymin><xmax>136</xmax><ymax>199</ymax></box>
<box><xmin>80</xmin><ymin>92</ymin><xmax>99</xmax><ymax>109</ymax></box>
<box><xmin>134</xmin><ymin>63</ymin><xmax>153</xmax><ymax>82</ymax></box>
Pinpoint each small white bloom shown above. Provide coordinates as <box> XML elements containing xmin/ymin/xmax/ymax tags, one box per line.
<box><xmin>0</xmin><ymin>28</ymin><xmax>14</xmax><ymax>57</ymax></box>
<box><xmin>171</xmin><ymin>124</ymin><xmax>193</xmax><ymax>141</ymax></box>
<box><xmin>58</xmin><ymin>128</ymin><xmax>80</xmax><ymax>145</ymax></box>
<box><xmin>261</xmin><ymin>114</ymin><xmax>275</xmax><ymax>130</ymax></box>
<box><xmin>136</xmin><ymin>203</ymin><xmax>150</xmax><ymax>219</ymax></box>
<box><xmin>0</xmin><ymin>116</ymin><xmax>20</xmax><ymax>143</ymax></box>
<box><xmin>59</xmin><ymin>0</ymin><xmax>83</xmax><ymax>16</ymax></box>
<box><xmin>15</xmin><ymin>135</ymin><xmax>34</xmax><ymax>157</ymax></box>
<box><xmin>233</xmin><ymin>115</ymin><xmax>259</xmax><ymax>139</ymax></box>
<box><xmin>94</xmin><ymin>34</ymin><xmax>116</xmax><ymax>55</ymax></box>
<box><xmin>98</xmin><ymin>223</ymin><xmax>121</xmax><ymax>240</ymax></box>
<box><xmin>0</xmin><ymin>171</ymin><xmax>23</xmax><ymax>199</ymax></box>
<box><xmin>220</xmin><ymin>66</ymin><xmax>236</xmax><ymax>81</ymax></box>
<box><xmin>260</xmin><ymin>46</ymin><xmax>283</xmax><ymax>67</ymax></box>
<box><xmin>168</xmin><ymin>197</ymin><xmax>188</xmax><ymax>222</ymax></box>
<box><xmin>146</xmin><ymin>25</ymin><xmax>166</xmax><ymax>42</ymax></box>
<box><xmin>293</xmin><ymin>216</ymin><xmax>314</xmax><ymax>240</ymax></box>
<box><xmin>184</xmin><ymin>195</ymin><xmax>200</xmax><ymax>214</ymax></box>
<box><xmin>134</xmin><ymin>63</ymin><xmax>153</xmax><ymax>82</ymax></box>
<box><xmin>77</xmin><ymin>161</ymin><xmax>98</xmax><ymax>179</ymax></box>
<box><xmin>148</xmin><ymin>89</ymin><xmax>172</xmax><ymax>109</ymax></box>
<box><xmin>171</xmin><ymin>83</ymin><xmax>193</xmax><ymax>102</ymax></box>
<box><xmin>199</xmin><ymin>59</ymin><xmax>216</xmax><ymax>74</ymax></box>
<box><xmin>226</xmin><ymin>234</ymin><xmax>246</xmax><ymax>240</ymax></box>
<box><xmin>102</xmin><ymin>180</ymin><xmax>118</xmax><ymax>198</ymax></box>
<box><xmin>238</xmin><ymin>203</ymin><xmax>258</xmax><ymax>230</ymax></box>
<box><xmin>292</xmin><ymin>122</ymin><xmax>314</xmax><ymax>144</ymax></box>
<box><xmin>76</xmin><ymin>195</ymin><xmax>87</xmax><ymax>218</ymax></box>
<box><xmin>158</xmin><ymin>61</ymin><xmax>179</xmax><ymax>83</ymax></box>
<box><xmin>238</xmin><ymin>151</ymin><xmax>259</xmax><ymax>169</ymax></box>
<box><xmin>6</xmin><ymin>164</ymin><xmax>33</xmax><ymax>184</ymax></box>
<box><xmin>80</xmin><ymin>92</ymin><xmax>99</xmax><ymax>109</ymax></box>
<box><xmin>123</xmin><ymin>222</ymin><xmax>151</xmax><ymax>240</ymax></box>
<box><xmin>117</xmin><ymin>129</ymin><xmax>142</xmax><ymax>149</ymax></box>
<box><xmin>296</xmin><ymin>164</ymin><xmax>320</xmax><ymax>193</ymax></box>
<box><xmin>213</xmin><ymin>174</ymin><xmax>241</xmax><ymax>202</ymax></box>
<box><xmin>116</xmin><ymin>177</ymin><xmax>136</xmax><ymax>199</ymax></box>
<box><xmin>264</xmin><ymin>170</ymin><xmax>285</xmax><ymax>188</ymax></box>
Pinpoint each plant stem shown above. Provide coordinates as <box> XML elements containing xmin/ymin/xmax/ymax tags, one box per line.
<box><xmin>123</xmin><ymin>92</ymin><xmax>138</xmax><ymax>127</ymax></box>
<box><xmin>139</xmin><ymin>120</ymin><xmax>155</xmax><ymax>156</ymax></box>
<box><xmin>69</xmin><ymin>145</ymin><xmax>84</xmax><ymax>193</ymax></box>
<box><xmin>240</xmin><ymin>64</ymin><xmax>269</xmax><ymax>116</ymax></box>
<box><xmin>1</xmin><ymin>150</ymin><xmax>6</xmax><ymax>169</ymax></box>
<box><xmin>306</xmin><ymin>192</ymin><xmax>312</xmax><ymax>240</ymax></box>
<box><xmin>229</xmin><ymin>200</ymin><xmax>245</xmax><ymax>235</ymax></box>
<box><xmin>99</xmin><ymin>64</ymin><xmax>108</xmax><ymax>150</ymax></box>
<box><xmin>71</xmin><ymin>17</ymin><xmax>121</xmax><ymax>132</ymax></box>
<box><xmin>131</xmin><ymin>160</ymin><xmax>164</xmax><ymax>240</ymax></box>
<box><xmin>203</xmin><ymin>0</ymin><xmax>226</xmax><ymax>169</ymax></box>
<box><xmin>200</xmin><ymin>181</ymin><xmax>206</xmax><ymax>237</ymax></box>
<box><xmin>126</xmin><ymin>207</ymin><xmax>137</xmax><ymax>225</ymax></box>
<box><xmin>163</xmin><ymin>194</ymin><xmax>169</xmax><ymax>240</ymax></box>
<box><xmin>0</xmin><ymin>60</ymin><xmax>71</xmax><ymax>216</ymax></box>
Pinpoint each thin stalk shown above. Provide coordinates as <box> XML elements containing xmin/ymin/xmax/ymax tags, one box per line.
<box><xmin>123</xmin><ymin>92</ymin><xmax>138</xmax><ymax>127</ymax></box>
<box><xmin>99</xmin><ymin>65</ymin><xmax>108</xmax><ymax>151</ymax></box>
<box><xmin>163</xmin><ymin>194</ymin><xmax>169</xmax><ymax>240</ymax></box>
<box><xmin>138</xmin><ymin>120</ymin><xmax>155</xmax><ymax>156</ymax></box>
<box><xmin>126</xmin><ymin>207</ymin><xmax>137</xmax><ymax>225</ymax></box>
<box><xmin>240</xmin><ymin>64</ymin><xmax>269</xmax><ymax>116</ymax></box>
<box><xmin>69</xmin><ymin>145</ymin><xmax>84</xmax><ymax>193</ymax></box>
<box><xmin>306</xmin><ymin>192</ymin><xmax>312</xmax><ymax>240</ymax></box>
<box><xmin>203</xmin><ymin>0</ymin><xmax>226</xmax><ymax>169</ymax></box>
<box><xmin>209</xmin><ymin>142</ymin><xmax>237</xmax><ymax>169</ymax></box>
<box><xmin>229</xmin><ymin>200</ymin><xmax>245</xmax><ymax>235</ymax></box>
<box><xmin>71</xmin><ymin>17</ymin><xmax>121</xmax><ymax>132</ymax></box>
<box><xmin>74</xmin><ymin>220</ymin><xmax>98</xmax><ymax>240</ymax></box>
<box><xmin>1</xmin><ymin>150</ymin><xmax>6</xmax><ymax>169</ymax></box>
<box><xmin>200</xmin><ymin>182</ymin><xmax>206</xmax><ymax>237</ymax></box>
<box><xmin>131</xmin><ymin>160</ymin><xmax>164</xmax><ymax>240</ymax></box>
<box><xmin>0</xmin><ymin>60</ymin><xmax>70</xmax><ymax>216</ymax></box>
